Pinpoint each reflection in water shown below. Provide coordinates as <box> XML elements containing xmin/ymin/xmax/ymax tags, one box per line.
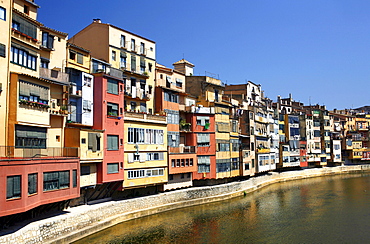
<box><xmin>75</xmin><ymin>173</ymin><xmax>370</xmax><ymax>244</ymax></box>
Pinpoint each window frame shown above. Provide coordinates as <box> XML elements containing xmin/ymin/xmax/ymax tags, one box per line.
<box><xmin>0</xmin><ymin>6</ymin><xmax>5</xmax><ymax>21</ymax></box>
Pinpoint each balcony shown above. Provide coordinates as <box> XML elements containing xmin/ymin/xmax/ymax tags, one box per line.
<box><xmin>168</xmin><ymin>146</ymin><xmax>196</xmax><ymax>154</ymax></box>
<box><xmin>0</xmin><ymin>146</ymin><xmax>79</xmax><ymax>159</ymax></box>
<box><xmin>124</xmin><ymin>111</ymin><xmax>167</xmax><ymax>124</ymax></box>
<box><xmin>125</xmin><ymin>86</ymin><xmax>152</xmax><ymax>101</ymax></box>
<box><xmin>39</xmin><ymin>67</ymin><xmax>69</xmax><ymax>85</ymax></box>
<box><xmin>70</xmin><ymin>84</ymin><xmax>82</xmax><ymax>97</ymax></box>
<box><xmin>186</xmin><ymin>106</ymin><xmax>215</xmax><ymax>114</ymax></box>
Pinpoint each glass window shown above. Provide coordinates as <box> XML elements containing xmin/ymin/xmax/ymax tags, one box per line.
<box><xmin>0</xmin><ymin>43</ymin><xmax>5</xmax><ymax>58</ymax></box>
<box><xmin>107</xmin><ymin>102</ymin><xmax>119</xmax><ymax>117</ymax></box>
<box><xmin>0</xmin><ymin>7</ymin><xmax>5</xmax><ymax>21</ymax></box>
<box><xmin>107</xmin><ymin>163</ymin><xmax>119</xmax><ymax>174</ymax></box>
<box><xmin>28</xmin><ymin>173</ymin><xmax>37</xmax><ymax>195</ymax></box>
<box><xmin>43</xmin><ymin>171</ymin><xmax>70</xmax><ymax>191</ymax></box>
<box><xmin>107</xmin><ymin>135</ymin><xmax>119</xmax><ymax>150</ymax></box>
<box><xmin>7</xmin><ymin>175</ymin><xmax>21</xmax><ymax>199</ymax></box>
<box><xmin>120</xmin><ymin>35</ymin><xmax>126</xmax><ymax>47</ymax></box>
<box><xmin>77</xmin><ymin>53</ymin><xmax>83</xmax><ymax>64</ymax></box>
<box><xmin>72</xmin><ymin>170</ymin><xmax>77</xmax><ymax>187</ymax></box>
<box><xmin>107</xmin><ymin>79</ymin><xmax>118</xmax><ymax>94</ymax></box>
<box><xmin>198</xmin><ymin>156</ymin><xmax>210</xmax><ymax>173</ymax></box>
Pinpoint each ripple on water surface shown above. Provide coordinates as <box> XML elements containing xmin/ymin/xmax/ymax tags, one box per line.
<box><xmin>74</xmin><ymin>173</ymin><xmax>370</xmax><ymax>244</ymax></box>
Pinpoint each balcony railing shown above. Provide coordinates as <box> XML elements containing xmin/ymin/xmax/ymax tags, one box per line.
<box><xmin>168</xmin><ymin>146</ymin><xmax>196</xmax><ymax>154</ymax></box>
<box><xmin>0</xmin><ymin>146</ymin><xmax>79</xmax><ymax>159</ymax></box>
<box><xmin>124</xmin><ymin>111</ymin><xmax>167</xmax><ymax>123</ymax></box>
<box><xmin>39</xmin><ymin>68</ymin><xmax>69</xmax><ymax>85</ymax></box>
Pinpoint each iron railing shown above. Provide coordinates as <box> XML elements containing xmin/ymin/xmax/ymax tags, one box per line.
<box><xmin>0</xmin><ymin>146</ymin><xmax>79</xmax><ymax>159</ymax></box>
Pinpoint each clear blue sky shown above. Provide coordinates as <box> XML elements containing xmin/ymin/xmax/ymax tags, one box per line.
<box><xmin>37</xmin><ymin>0</ymin><xmax>370</xmax><ymax>110</ymax></box>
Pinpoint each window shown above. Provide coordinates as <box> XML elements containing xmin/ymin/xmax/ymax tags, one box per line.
<box><xmin>140</xmin><ymin>42</ymin><xmax>145</xmax><ymax>54</ymax></box>
<box><xmin>88</xmin><ymin>133</ymin><xmax>101</xmax><ymax>152</ymax></box>
<box><xmin>112</xmin><ymin>50</ymin><xmax>116</xmax><ymax>61</ymax></box>
<box><xmin>164</xmin><ymin>90</ymin><xmax>179</xmax><ymax>103</ymax></box>
<box><xmin>165</xmin><ymin>109</ymin><xmax>179</xmax><ymax>124</ymax></box>
<box><xmin>77</xmin><ymin>53</ymin><xmax>83</xmax><ymax>64</ymax></box>
<box><xmin>107</xmin><ymin>102</ymin><xmax>119</xmax><ymax>117</ymax></box>
<box><xmin>11</xmin><ymin>46</ymin><xmax>37</xmax><ymax>70</ymax></box>
<box><xmin>130</xmin><ymin>101</ymin><xmax>137</xmax><ymax>111</ymax></box>
<box><xmin>43</xmin><ymin>171</ymin><xmax>70</xmax><ymax>191</ymax></box>
<box><xmin>81</xmin><ymin>166</ymin><xmax>90</xmax><ymax>176</ymax></box>
<box><xmin>107</xmin><ymin>135</ymin><xmax>119</xmax><ymax>150</ymax></box>
<box><xmin>0</xmin><ymin>7</ymin><xmax>5</xmax><ymax>21</ymax></box>
<box><xmin>72</xmin><ymin>170</ymin><xmax>77</xmax><ymax>188</ymax></box>
<box><xmin>131</xmin><ymin>39</ymin><xmax>135</xmax><ymax>51</ymax></box>
<box><xmin>23</xmin><ymin>5</ymin><xmax>29</xmax><ymax>14</ymax></box>
<box><xmin>197</xmin><ymin>133</ymin><xmax>210</xmax><ymax>147</ymax></box>
<box><xmin>42</xmin><ymin>32</ymin><xmax>54</xmax><ymax>49</ymax></box>
<box><xmin>140</xmin><ymin>103</ymin><xmax>146</xmax><ymax>113</ymax></box>
<box><xmin>168</xmin><ymin>132</ymin><xmax>180</xmax><ymax>147</ymax></box>
<box><xmin>128</xmin><ymin>128</ymin><xmax>164</xmax><ymax>144</ymax></box>
<box><xmin>40</xmin><ymin>58</ymin><xmax>49</xmax><ymax>68</ymax></box>
<box><xmin>120</xmin><ymin>52</ymin><xmax>127</xmax><ymax>68</ymax></box>
<box><xmin>146</xmin><ymin>152</ymin><xmax>164</xmax><ymax>161</ymax></box>
<box><xmin>0</xmin><ymin>43</ymin><xmax>5</xmax><ymax>58</ymax></box>
<box><xmin>231</xmin><ymin>139</ymin><xmax>239</xmax><ymax>151</ymax></box>
<box><xmin>107</xmin><ymin>163</ymin><xmax>119</xmax><ymax>174</ymax></box>
<box><xmin>175</xmin><ymin>78</ymin><xmax>183</xmax><ymax>88</ymax></box>
<box><xmin>28</xmin><ymin>173</ymin><xmax>37</xmax><ymax>195</ymax></box>
<box><xmin>7</xmin><ymin>175</ymin><xmax>21</xmax><ymax>199</ymax></box>
<box><xmin>140</xmin><ymin>58</ymin><xmax>146</xmax><ymax>73</ymax></box>
<box><xmin>217</xmin><ymin>141</ymin><xmax>230</xmax><ymax>151</ymax></box>
<box><xmin>198</xmin><ymin>156</ymin><xmax>210</xmax><ymax>173</ymax></box>
<box><xmin>69</xmin><ymin>51</ymin><xmax>76</xmax><ymax>60</ymax></box>
<box><xmin>120</xmin><ymin>35</ymin><xmax>126</xmax><ymax>47</ymax></box>
<box><xmin>131</xmin><ymin>55</ymin><xmax>136</xmax><ymax>72</ymax></box>
<box><xmin>216</xmin><ymin>159</ymin><xmax>231</xmax><ymax>173</ymax></box>
<box><xmin>12</xmin><ymin>13</ymin><xmax>37</xmax><ymax>39</ymax></box>
<box><xmin>83</xmin><ymin>75</ymin><xmax>92</xmax><ymax>87</ymax></box>
<box><xmin>15</xmin><ymin>125</ymin><xmax>47</xmax><ymax>149</ymax></box>
<box><xmin>196</xmin><ymin>116</ymin><xmax>210</xmax><ymax>126</ymax></box>
<box><xmin>127</xmin><ymin>168</ymin><xmax>164</xmax><ymax>179</ymax></box>
<box><xmin>107</xmin><ymin>78</ymin><xmax>119</xmax><ymax>94</ymax></box>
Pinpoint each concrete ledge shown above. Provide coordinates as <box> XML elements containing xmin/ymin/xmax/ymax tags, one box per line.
<box><xmin>0</xmin><ymin>166</ymin><xmax>369</xmax><ymax>244</ymax></box>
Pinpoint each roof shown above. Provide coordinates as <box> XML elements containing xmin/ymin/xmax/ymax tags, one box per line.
<box><xmin>41</xmin><ymin>25</ymin><xmax>68</xmax><ymax>37</ymax></box>
<box><xmin>13</xmin><ymin>8</ymin><xmax>42</xmax><ymax>26</ymax></box>
<box><xmin>67</xmin><ymin>42</ymin><xmax>90</xmax><ymax>53</ymax></box>
<box><xmin>173</xmin><ymin>59</ymin><xmax>195</xmax><ymax>67</ymax></box>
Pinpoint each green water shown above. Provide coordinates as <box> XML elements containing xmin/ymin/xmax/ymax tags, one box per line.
<box><xmin>74</xmin><ymin>173</ymin><xmax>370</xmax><ymax>243</ymax></box>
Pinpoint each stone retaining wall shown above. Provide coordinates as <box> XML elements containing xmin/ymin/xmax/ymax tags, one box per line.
<box><xmin>1</xmin><ymin>165</ymin><xmax>369</xmax><ymax>244</ymax></box>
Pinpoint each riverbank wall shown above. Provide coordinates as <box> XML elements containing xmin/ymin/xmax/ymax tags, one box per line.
<box><xmin>1</xmin><ymin>165</ymin><xmax>370</xmax><ymax>244</ymax></box>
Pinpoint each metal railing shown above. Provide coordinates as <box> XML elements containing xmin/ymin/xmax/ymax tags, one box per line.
<box><xmin>39</xmin><ymin>67</ymin><xmax>69</xmax><ymax>85</ymax></box>
<box><xmin>168</xmin><ymin>146</ymin><xmax>196</xmax><ymax>154</ymax></box>
<box><xmin>0</xmin><ymin>146</ymin><xmax>79</xmax><ymax>159</ymax></box>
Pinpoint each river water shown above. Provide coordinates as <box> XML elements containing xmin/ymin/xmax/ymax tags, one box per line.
<box><xmin>74</xmin><ymin>173</ymin><xmax>370</xmax><ymax>244</ymax></box>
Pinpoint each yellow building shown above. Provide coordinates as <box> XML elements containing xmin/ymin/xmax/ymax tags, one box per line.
<box><xmin>69</xmin><ymin>19</ymin><xmax>156</xmax><ymax>114</ymax></box>
<box><xmin>124</xmin><ymin>113</ymin><xmax>168</xmax><ymax>191</ymax></box>
<box><xmin>6</xmin><ymin>0</ymin><xmax>70</xmax><ymax>151</ymax></box>
<box><xmin>0</xmin><ymin>0</ymin><xmax>11</xmax><ymax>147</ymax></box>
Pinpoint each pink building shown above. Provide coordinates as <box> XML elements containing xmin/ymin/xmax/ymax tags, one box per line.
<box><xmin>92</xmin><ymin>65</ymin><xmax>125</xmax><ymax>184</ymax></box>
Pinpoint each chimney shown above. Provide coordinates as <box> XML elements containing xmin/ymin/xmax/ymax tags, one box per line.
<box><xmin>93</xmin><ymin>19</ymin><xmax>101</xmax><ymax>23</ymax></box>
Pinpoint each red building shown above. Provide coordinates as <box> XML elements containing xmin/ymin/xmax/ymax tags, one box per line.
<box><xmin>155</xmin><ymin>64</ymin><xmax>197</xmax><ymax>190</ymax></box>
<box><xmin>189</xmin><ymin>108</ymin><xmax>216</xmax><ymax>180</ymax></box>
<box><xmin>92</xmin><ymin>63</ymin><xmax>125</xmax><ymax>185</ymax></box>
<box><xmin>300</xmin><ymin>140</ymin><xmax>308</xmax><ymax>168</ymax></box>
<box><xmin>0</xmin><ymin>150</ymin><xmax>79</xmax><ymax>218</ymax></box>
